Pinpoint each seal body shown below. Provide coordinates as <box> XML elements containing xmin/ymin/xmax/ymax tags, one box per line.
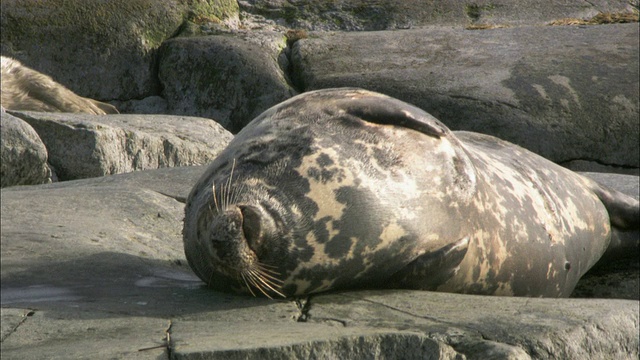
<box><xmin>1</xmin><ymin>56</ymin><xmax>118</xmax><ymax>115</ymax></box>
<box><xmin>183</xmin><ymin>88</ymin><xmax>639</xmax><ymax>298</ymax></box>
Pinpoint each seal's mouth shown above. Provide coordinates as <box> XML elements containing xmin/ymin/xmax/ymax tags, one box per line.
<box><xmin>208</xmin><ymin>205</ymin><xmax>285</xmax><ymax>298</ymax></box>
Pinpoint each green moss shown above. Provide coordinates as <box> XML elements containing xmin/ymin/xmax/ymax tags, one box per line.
<box><xmin>281</xmin><ymin>4</ymin><xmax>301</xmax><ymax>24</ymax></box>
<box><xmin>1</xmin><ymin>0</ymin><xmax>240</xmax><ymax>52</ymax></box>
<box><xmin>188</xmin><ymin>0</ymin><xmax>239</xmax><ymax>23</ymax></box>
<box><xmin>1</xmin><ymin>0</ymin><xmax>185</xmax><ymax>50</ymax></box>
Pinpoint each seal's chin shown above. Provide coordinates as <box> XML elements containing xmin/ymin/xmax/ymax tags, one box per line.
<box><xmin>206</xmin><ymin>204</ymin><xmax>285</xmax><ymax>298</ymax></box>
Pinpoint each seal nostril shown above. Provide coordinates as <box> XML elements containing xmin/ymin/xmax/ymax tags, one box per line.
<box><xmin>564</xmin><ymin>261</ymin><xmax>571</xmax><ymax>271</ymax></box>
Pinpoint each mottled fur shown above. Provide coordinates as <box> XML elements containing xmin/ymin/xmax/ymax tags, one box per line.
<box><xmin>183</xmin><ymin>88</ymin><xmax>639</xmax><ymax>298</ymax></box>
<box><xmin>1</xmin><ymin>56</ymin><xmax>118</xmax><ymax>115</ymax></box>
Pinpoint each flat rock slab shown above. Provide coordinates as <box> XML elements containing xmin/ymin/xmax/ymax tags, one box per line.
<box><xmin>1</xmin><ymin>166</ymin><xmax>638</xmax><ymax>359</ymax></box>
<box><xmin>304</xmin><ymin>291</ymin><xmax>639</xmax><ymax>360</ymax></box>
<box><xmin>9</xmin><ymin>111</ymin><xmax>232</xmax><ymax>181</ymax></box>
<box><xmin>292</xmin><ymin>24</ymin><xmax>639</xmax><ymax>168</ymax></box>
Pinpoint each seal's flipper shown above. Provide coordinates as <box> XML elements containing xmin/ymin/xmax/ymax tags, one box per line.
<box><xmin>585</xmin><ymin>178</ymin><xmax>639</xmax><ymax>229</ymax></box>
<box><xmin>389</xmin><ymin>236</ymin><xmax>470</xmax><ymax>290</ymax></box>
<box><xmin>92</xmin><ymin>100</ymin><xmax>119</xmax><ymax>114</ymax></box>
<box><xmin>337</xmin><ymin>95</ymin><xmax>449</xmax><ymax>138</ymax></box>
<box><xmin>599</xmin><ymin>228</ymin><xmax>639</xmax><ymax>262</ymax></box>
<box><xmin>579</xmin><ymin>176</ymin><xmax>640</xmax><ymax>262</ymax></box>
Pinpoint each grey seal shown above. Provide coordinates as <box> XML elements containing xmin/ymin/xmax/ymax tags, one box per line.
<box><xmin>1</xmin><ymin>56</ymin><xmax>118</xmax><ymax>115</ymax></box>
<box><xmin>183</xmin><ymin>88</ymin><xmax>639</xmax><ymax>298</ymax></box>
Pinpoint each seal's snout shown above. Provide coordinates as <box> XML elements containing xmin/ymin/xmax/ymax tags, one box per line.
<box><xmin>207</xmin><ymin>204</ymin><xmax>285</xmax><ymax>298</ymax></box>
<box><xmin>208</xmin><ymin>206</ymin><xmax>252</xmax><ymax>264</ymax></box>
<box><xmin>208</xmin><ymin>206</ymin><xmax>264</xmax><ymax>254</ymax></box>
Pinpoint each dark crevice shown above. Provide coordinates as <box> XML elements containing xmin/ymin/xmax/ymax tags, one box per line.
<box><xmin>281</xmin><ymin>31</ymin><xmax>308</xmax><ymax>93</ymax></box>
<box><xmin>165</xmin><ymin>320</ymin><xmax>174</xmax><ymax>358</ymax></box>
<box><xmin>295</xmin><ymin>297</ymin><xmax>312</xmax><ymax>322</ymax></box>
<box><xmin>151</xmin><ymin>190</ymin><xmax>187</xmax><ymax>204</ymax></box>
<box><xmin>295</xmin><ymin>297</ymin><xmax>346</xmax><ymax>326</ymax></box>
<box><xmin>140</xmin><ymin>320</ymin><xmax>173</xmax><ymax>356</ymax></box>
<box><xmin>338</xmin><ymin>293</ymin><xmax>459</xmax><ymax>327</ymax></box>
<box><xmin>560</xmin><ymin>158</ymin><xmax>640</xmax><ymax>172</ymax></box>
<box><xmin>0</xmin><ymin>309</ymin><xmax>35</xmax><ymax>342</ymax></box>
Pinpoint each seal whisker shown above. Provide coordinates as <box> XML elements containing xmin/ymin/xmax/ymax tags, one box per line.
<box><xmin>255</xmin><ymin>270</ymin><xmax>285</xmax><ymax>285</ymax></box>
<box><xmin>211</xmin><ymin>183</ymin><xmax>220</xmax><ymax>213</ymax></box>
<box><xmin>240</xmin><ymin>273</ymin><xmax>257</xmax><ymax>297</ymax></box>
<box><xmin>256</xmin><ymin>262</ymin><xmax>279</xmax><ymax>269</ymax></box>
<box><xmin>255</xmin><ymin>265</ymin><xmax>285</xmax><ymax>282</ymax></box>
<box><xmin>224</xmin><ymin>159</ymin><xmax>237</xmax><ymax>210</ymax></box>
<box><xmin>250</xmin><ymin>277</ymin><xmax>282</xmax><ymax>299</ymax></box>
<box><xmin>246</xmin><ymin>270</ymin><xmax>275</xmax><ymax>299</ymax></box>
<box><xmin>250</xmin><ymin>268</ymin><xmax>286</xmax><ymax>298</ymax></box>
<box><xmin>230</xmin><ymin>181</ymin><xmax>245</xmax><ymax>208</ymax></box>
<box><xmin>219</xmin><ymin>181</ymin><xmax>226</xmax><ymax>211</ymax></box>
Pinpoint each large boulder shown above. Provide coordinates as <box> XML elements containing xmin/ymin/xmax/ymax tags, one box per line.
<box><xmin>0</xmin><ymin>111</ymin><xmax>52</xmax><ymax>187</ymax></box>
<box><xmin>158</xmin><ymin>31</ymin><xmax>297</xmax><ymax>132</ymax></box>
<box><xmin>0</xmin><ymin>0</ymin><xmax>239</xmax><ymax>101</ymax></box>
<box><xmin>9</xmin><ymin>111</ymin><xmax>232</xmax><ymax>181</ymax></box>
<box><xmin>239</xmin><ymin>0</ymin><xmax>637</xmax><ymax>31</ymax></box>
<box><xmin>291</xmin><ymin>24</ymin><xmax>639</xmax><ymax>170</ymax></box>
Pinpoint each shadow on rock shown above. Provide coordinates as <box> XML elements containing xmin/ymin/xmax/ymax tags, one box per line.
<box><xmin>0</xmin><ymin>251</ymin><xmax>288</xmax><ymax>318</ymax></box>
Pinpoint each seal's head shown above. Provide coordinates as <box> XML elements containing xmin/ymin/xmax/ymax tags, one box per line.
<box><xmin>194</xmin><ymin>161</ymin><xmax>305</xmax><ymax>298</ymax></box>
<box><xmin>185</xmin><ymin>154</ymin><xmax>318</xmax><ymax>298</ymax></box>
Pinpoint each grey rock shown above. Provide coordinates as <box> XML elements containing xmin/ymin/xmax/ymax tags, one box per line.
<box><xmin>0</xmin><ymin>0</ymin><xmax>239</xmax><ymax>101</ymax></box>
<box><xmin>9</xmin><ymin>111</ymin><xmax>232</xmax><ymax>181</ymax></box>
<box><xmin>1</xmin><ymin>166</ymin><xmax>638</xmax><ymax>359</ymax></box>
<box><xmin>158</xmin><ymin>32</ymin><xmax>297</xmax><ymax>132</ymax></box>
<box><xmin>1</xmin><ymin>311</ymin><xmax>169</xmax><ymax>359</ymax></box>
<box><xmin>0</xmin><ymin>111</ymin><xmax>52</xmax><ymax>187</ymax></box>
<box><xmin>564</xmin><ymin>160</ymin><xmax>640</xmax><ymax>176</ymax></box>
<box><xmin>291</xmin><ymin>24</ymin><xmax>639</xmax><ymax>169</ymax></box>
<box><xmin>0</xmin><ymin>169</ymin><xmax>297</xmax><ymax>358</ymax></box>
<box><xmin>111</xmin><ymin>96</ymin><xmax>169</xmax><ymax>115</ymax></box>
<box><xmin>239</xmin><ymin>0</ymin><xmax>636</xmax><ymax>31</ymax></box>
<box><xmin>170</xmin><ymin>321</ymin><xmax>460</xmax><ymax>359</ymax></box>
<box><xmin>39</xmin><ymin>165</ymin><xmax>208</xmax><ymax>203</ymax></box>
<box><xmin>306</xmin><ymin>291</ymin><xmax>638</xmax><ymax>360</ymax></box>
<box><xmin>1</xmin><ymin>308</ymin><xmax>32</xmax><ymax>342</ymax></box>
